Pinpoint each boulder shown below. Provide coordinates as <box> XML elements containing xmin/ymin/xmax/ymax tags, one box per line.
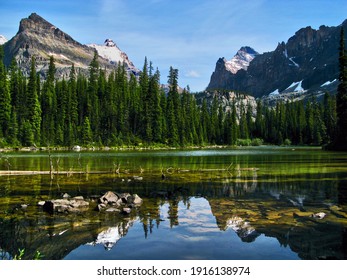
<box><xmin>99</xmin><ymin>191</ymin><xmax>119</xmax><ymax>205</ymax></box>
<box><xmin>62</xmin><ymin>193</ymin><xmax>71</xmax><ymax>199</ymax></box>
<box><xmin>42</xmin><ymin>198</ymin><xmax>89</xmax><ymax>213</ymax></box>
<box><xmin>132</xmin><ymin>194</ymin><xmax>143</xmax><ymax>205</ymax></box>
<box><xmin>72</xmin><ymin>145</ymin><xmax>81</xmax><ymax>151</ymax></box>
<box><xmin>311</xmin><ymin>212</ymin><xmax>326</xmax><ymax>219</ymax></box>
<box><xmin>37</xmin><ymin>201</ymin><xmax>45</xmax><ymax>206</ymax></box>
<box><xmin>106</xmin><ymin>208</ymin><xmax>120</xmax><ymax>213</ymax></box>
<box><xmin>119</xmin><ymin>193</ymin><xmax>132</xmax><ymax>204</ymax></box>
<box><xmin>122</xmin><ymin>207</ymin><xmax>132</xmax><ymax>214</ymax></box>
<box><xmin>97</xmin><ymin>203</ymin><xmax>107</xmax><ymax>211</ymax></box>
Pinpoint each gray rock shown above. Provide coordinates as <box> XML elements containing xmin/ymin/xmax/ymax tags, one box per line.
<box><xmin>122</xmin><ymin>207</ymin><xmax>132</xmax><ymax>214</ymax></box>
<box><xmin>106</xmin><ymin>208</ymin><xmax>121</xmax><ymax>213</ymax></box>
<box><xmin>62</xmin><ymin>193</ymin><xmax>71</xmax><ymax>199</ymax></box>
<box><xmin>99</xmin><ymin>191</ymin><xmax>119</xmax><ymax>205</ymax></box>
<box><xmin>37</xmin><ymin>201</ymin><xmax>45</xmax><ymax>206</ymax></box>
<box><xmin>97</xmin><ymin>203</ymin><xmax>107</xmax><ymax>211</ymax></box>
<box><xmin>72</xmin><ymin>145</ymin><xmax>81</xmax><ymax>151</ymax></box>
<box><xmin>42</xmin><ymin>198</ymin><xmax>89</xmax><ymax>213</ymax></box>
<box><xmin>312</xmin><ymin>212</ymin><xmax>326</xmax><ymax>219</ymax></box>
<box><xmin>132</xmin><ymin>194</ymin><xmax>143</xmax><ymax>205</ymax></box>
<box><xmin>120</xmin><ymin>193</ymin><xmax>132</xmax><ymax>204</ymax></box>
<box><xmin>73</xmin><ymin>196</ymin><xmax>84</xmax><ymax>201</ymax></box>
<box><xmin>70</xmin><ymin>200</ymin><xmax>89</xmax><ymax>208</ymax></box>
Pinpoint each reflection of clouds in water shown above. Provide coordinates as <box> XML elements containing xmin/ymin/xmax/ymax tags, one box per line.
<box><xmin>177</xmin><ymin>198</ymin><xmax>220</xmax><ymax>233</ymax></box>
<box><xmin>176</xmin><ymin>234</ymin><xmax>210</xmax><ymax>242</ymax></box>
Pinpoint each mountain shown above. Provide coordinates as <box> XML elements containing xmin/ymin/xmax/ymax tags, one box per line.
<box><xmin>225</xmin><ymin>46</ymin><xmax>259</xmax><ymax>74</ymax></box>
<box><xmin>3</xmin><ymin>13</ymin><xmax>138</xmax><ymax>78</ymax></box>
<box><xmin>87</xmin><ymin>39</ymin><xmax>138</xmax><ymax>75</ymax></box>
<box><xmin>207</xmin><ymin>19</ymin><xmax>347</xmax><ymax>99</ymax></box>
<box><xmin>0</xmin><ymin>35</ymin><xmax>7</xmax><ymax>45</ymax></box>
<box><xmin>208</xmin><ymin>46</ymin><xmax>258</xmax><ymax>90</ymax></box>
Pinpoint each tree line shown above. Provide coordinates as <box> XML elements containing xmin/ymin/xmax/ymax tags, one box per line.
<box><xmin>0</xmin><ymin>46</ymin><xmax>342</xmax><ymax>148</ymax></box>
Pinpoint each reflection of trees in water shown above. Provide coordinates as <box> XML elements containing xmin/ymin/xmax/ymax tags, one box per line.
<box><xmin>0</xmin><ymin>174</ymin><xmax>346</xmax><ymax>259</ymax></box>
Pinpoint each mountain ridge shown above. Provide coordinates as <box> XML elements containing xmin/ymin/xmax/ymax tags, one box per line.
<box><xmin>207</xmin><ymin>19</ymin><xmax>347</xmax><ymax>99</ymax></box>
<box><xmin>3</xmin><ymin>13</ymin><xmax>139</xmax><ymax>79</ymax></box>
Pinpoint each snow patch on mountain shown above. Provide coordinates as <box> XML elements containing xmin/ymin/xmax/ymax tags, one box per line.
<box><xmin>225</xmin><ymin>46</ymin><xmax>258</xmax><ymax>74</ymax></box>
<box><xmin>289</xmin><ymin>57</ymin><xmax>299</xmax><ymax>67</ymax></box>
<box><xmin>88</xmin><ymin>39</ymin><xmax>138</xmax><ymax>73</ymax></box>
<box><xmin>321</xmin><ymin>79</ymin><xmax>337</xmax><ymax>87</ymax></box>
<box><xmin>269</xmin><ymin>89</ymin><xmax>280</xmax><ymax>96</ymax></box>
<box><xmin>0</xmin><ymin>35</ymin><xmax>7</xmax><ymax>45</ymax></box>
<box><xmin>285</xmin><ymin>80</ymin><xmax>305</xmax><ymax>93</ymax></box>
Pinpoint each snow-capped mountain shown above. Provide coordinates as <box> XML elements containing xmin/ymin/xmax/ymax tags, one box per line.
<box><xmin>88</xmin><ymin>39</ymin><xmax>138</xmax><ymax>74</ymax></box>
<box><xmin>0</xmin><ymin>35</ymin><xmax>7</xmax><ymax>45</ymax></box>
<box><xmin>224</xmin><ymin>46</ymin><xmax>258</xmax><ymax>74</ymax></box>
<box><xmin>207</xmin><ymin>19</ymin><xmax>347</xmax><ymax>100</ymax></box>
<box><xmin>3</xmin><ymin>13</ymin><xmax>140</xmax><ymax>79</ymax></box>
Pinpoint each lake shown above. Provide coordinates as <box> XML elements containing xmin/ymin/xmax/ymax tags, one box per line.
<box><xmin>0</xmin><ymin>147</ymin><xmax>346</xmax><ymax>260</ymax></box>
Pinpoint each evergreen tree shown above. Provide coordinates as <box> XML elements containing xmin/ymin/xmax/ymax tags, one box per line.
<box><xmin>323</xmin><ymin>92</ymin><xmax>337</xmax><ymax>143</ymax></box>
<box><xmin>166</xmin><ymin>67</ymin><xmax>179</xmax><ymax>145</ymax></box>
<box><xmin>0</xmin><ymin>46</ymin><xmax>11</xmax><ymax>139</ymax></box>
<box><xmin>151</xmin><ymin>69</ymin><xmax>163</xmax><ymax>143</ymax></box>
<box><xmin>66</xmin><ymin>64</ymin><xmax>78</xmax><ymax>145</ymax></box>
<box><xmin>26</xmin><ymin>57</ymin><xmax>41</xmax><ymax>145</ymax></box>
<box><xmin>82</xmin><ymin>116</ymin><xmax>93</xmax><ymax>145</ymax></box>
<box><xmin>87</xmin><ymin>50</ymin><xmax>100</xmax><ymax>139</ymax></box>
<box><xmin>334</xmin><ymin>27</ymin><xmax>347</xmax><ymax>149</ymax></box>
<box><xmin>41</xmin><ymin>56</ymin><xmax>56</xmax><ymax>145</ymax></box>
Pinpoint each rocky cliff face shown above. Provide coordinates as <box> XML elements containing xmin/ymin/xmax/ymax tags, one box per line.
<box><xmin>195</xmin><ymin>90</ymin><xmax>257</xmax><ymax>120</ymax></box>
<box><xmin>3</xmin><ymin>13</ymin><xmax>138</xmax><ymax>79</ymax></box>
<box><xmin>207</xmin><ymin>19</ymin><xmax>347</xmax><ymax>99</ymax></box>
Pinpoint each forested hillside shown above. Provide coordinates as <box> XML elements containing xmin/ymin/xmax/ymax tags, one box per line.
<box><xmin>0</xmin><ymin>46</ymin><xmax>339</xmax><ymax>148</ymax></box>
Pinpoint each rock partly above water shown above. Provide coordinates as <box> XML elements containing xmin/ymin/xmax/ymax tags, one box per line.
<box><xmin>39</xmin><ymin>191</ymin><xmax>142</xmax><ymax>214</ymax></box>
<box><xmin>97</xmin><ymin>191</ymin><xmax>143</xmax><ymax>215</ymax></box>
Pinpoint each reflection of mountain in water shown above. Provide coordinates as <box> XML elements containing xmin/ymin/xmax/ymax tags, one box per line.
<box><xmin>0</xmin><ymin>177</ymin><xmax>346</xmax><ymax>259</ymax></box>
<box><xmin>87</xmin><ymin>221</ymin><xmax>134</xmax><ymax>250</ymax></box>
<box><xmin>226</xmin><ymin>216</ymin><xmax>260</xmax><ymax>242</ymax></box>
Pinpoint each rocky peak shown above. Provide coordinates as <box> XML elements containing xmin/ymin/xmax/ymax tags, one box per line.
<box><xmin>225</xmin><ymin>46</ymin><xmax>258</xmax><ymax>74</ymax></box>
<box><xmin>17</xmin><ymin>13</ymin><xmax>78</xmax><ymax>47</ymax></box>
<box><xmin>104</xmin><ymin>39</ymin><xmax>116</xmax><ymax>47</ymax></box>
<box><xmin>18</xmin><ymin>13</ymin><xmax>55</xmax><ymax>33</ymax></box>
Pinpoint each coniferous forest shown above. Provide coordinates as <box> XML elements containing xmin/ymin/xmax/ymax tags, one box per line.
<box><xmin>0</xmin><ymin>40</ymin><xmax>345</xmax><ymax>149</ymax></box>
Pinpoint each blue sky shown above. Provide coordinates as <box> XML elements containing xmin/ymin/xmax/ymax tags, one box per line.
<box><xmin>1</xmin><ymin>0</ymin><xmax>346</xmax><ymax>91</ymax></box>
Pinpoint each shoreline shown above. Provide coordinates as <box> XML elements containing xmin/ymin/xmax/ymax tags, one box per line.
<box><xmin>0</xmin><ymin>144</ymin><xmax>322</xmax><ymax>153</ymax></box>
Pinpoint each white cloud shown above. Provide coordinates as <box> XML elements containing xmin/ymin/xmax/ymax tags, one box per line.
<box><xmin>185</xmin><ymin>70</ymin><xmax>200</xmax><ymax>78</ymax></box>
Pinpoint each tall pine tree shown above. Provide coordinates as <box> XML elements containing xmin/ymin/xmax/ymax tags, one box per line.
<box><xmin>333</xmin><ymin>27</ymin><xmax>347</xmax><ymax>150</ymax></box>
